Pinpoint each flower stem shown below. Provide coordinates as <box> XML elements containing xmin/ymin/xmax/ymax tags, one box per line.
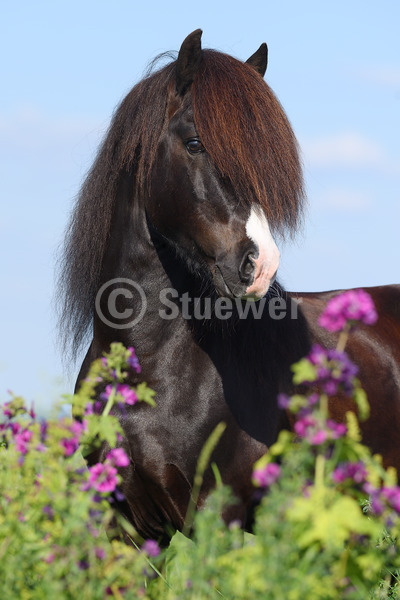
<box><xmin>336</xmin><ymin>323</ymin><xmax>350</xmax><ymax>353</ymax></box>
<box><xmin>102</xmin><ymin>387</ymin><xmax>116</xmax><ymax>418</ymax></box>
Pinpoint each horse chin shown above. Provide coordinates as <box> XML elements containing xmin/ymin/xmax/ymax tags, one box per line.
<box><xmin>240</xmin><ymin>292</ymin><xmax>266</xmax><ymax>302</ymax></box>
<box><xmin>212</xmin><ymin>266</ymin><xmax>267</xmax><ymax>302</ymax></box>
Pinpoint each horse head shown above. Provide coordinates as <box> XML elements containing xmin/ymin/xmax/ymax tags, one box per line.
<box><xmin>145</xmin><ymin>30</ymin><xmax>302</xmax><ymax>301</ymax></box>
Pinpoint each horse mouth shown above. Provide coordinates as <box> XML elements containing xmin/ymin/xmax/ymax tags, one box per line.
<box><xmin>212</xmin><ymin>265</ymin><xmax>255</xmax><ymax>300</ymax></box>
<box><xmin>212</xmin><ymin>264</ymin><xmax>276</xmax><ymax>301</ymax></box>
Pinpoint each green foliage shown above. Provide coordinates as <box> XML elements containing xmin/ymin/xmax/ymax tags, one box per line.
<box><xmin>0</xmin><ymin>344</ymin><xmax>159</xmax><ymax>599</ymax></box>
<box><xmin>2</xmin><ymin>327</ymin><xmax>400</xmax><ymax>598</ymax></box>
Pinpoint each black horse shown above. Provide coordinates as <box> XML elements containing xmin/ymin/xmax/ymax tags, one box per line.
<box><xmin>59</xmin><ymin>30</ymin><xmax>400</xmax><ymax>543</ymax></box>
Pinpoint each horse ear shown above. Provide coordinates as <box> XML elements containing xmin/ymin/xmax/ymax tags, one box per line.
<box><xmin>175</xmin><ymin>29</ymin><xmax>203</xmax><ymax>95</ymax></box>
<box><xmin>245</xmin><ymin>43</ymin><xmax>268</xmax><ymax>77</ymax></box>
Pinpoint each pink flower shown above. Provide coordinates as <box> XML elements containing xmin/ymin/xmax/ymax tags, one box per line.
<box><xmin>318</xmin><ymin>289</ymin><xmax>378</xmax><ymax>333</ymax></box>
<box><xmin>15</xmin><ymin>429</ymin><xmax>33</xmax><ymax>455</ymax></box>
<box><xmin>88</xmin><ymin>463</ymin><xmax>118</xmax><ymax>493</ymax></box>
<box><xmin>102</xmin><ymin>383</ymin><xmax>138</xmax><ymax>406</ymax></box>
<box><xmin>294</xmin><ymin>415</ymin><xmax>316</xmax><ymax>438</ymax></box>
<box><xmin>252</xmin><ymin>462</ymin><xmax>281</xmax><ymax>488</ymax></box>
<box><xmin>326</xmin><ymin>420</ymin><xmax>347</xmax><ymax>439</ymax></box>
<box><xmin>95</xmin><ymin>547</ymin><xmax>106</xmax><ymax>560</ymax></box>
<box><xmin>60</xmin><ymin>420</ymin><xmax>87</xmax><ymax>456</ymax></box>
<box><xmin>142</xmin><ymin>539</ymin><xmax>160</xmax><ymax>557</ymax></box>
<box><xmin>382</xmin><ymin>486</ymin><xmax>400</xmax><ymax>513</ymax></box>
<box><xmin>106</xmin><ymin>448</ymin><xmax>130</xmax><ymax>467</ymax></box>
<box><xmin>45</xmin><ymin>553</ymin><xmax>55</xmax><ymax>564</ymax></box>
<box><xmin>61</xmin><ymin>438</ymin><xmax>79</xmax><ymax>457</ymax></box>
<box><xmin>127</xmin><ymin>347</ymin><xmax>141</xmax><ymax>373</ymax></box>
<box><xmin>332</xmin><ymin>461</ymin><xmax>367</xmax><ymax>485</ymax></box>
<box><xmin>309</xmin><ymin>430</ymin><xmax>328</xmax><ymax>445</ymax></box>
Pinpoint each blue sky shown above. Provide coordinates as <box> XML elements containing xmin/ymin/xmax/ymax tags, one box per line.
<box><xmin>1</xmin><ymin>1</ymin><xmax>399</xmax><ymax>412</ymax></box>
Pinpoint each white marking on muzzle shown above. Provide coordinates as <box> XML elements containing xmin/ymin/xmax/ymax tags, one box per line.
<box><xmin>244</xmin><ymin>206</ymin><xmax>280</xmax><ymax>300</ymax></box>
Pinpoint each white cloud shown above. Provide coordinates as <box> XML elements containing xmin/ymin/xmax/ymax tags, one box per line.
<box><xmin>301</xmin><ymin>131</ymin><xmax>400</xmax><ymax>175</ymax></box>
<box><xmin>301</xmin><ymin>132</ymin><xmax>384</xmax><ymax>168</ymax></box>
<box><xmin>359</xmin><ymin>66</ymin><xmax>400</xmax><ymax>88</ymax></box>
<box><xmin>315</xmin><ymin>188</ymin><xmax>373</xmax><ymax>213</ymax></box>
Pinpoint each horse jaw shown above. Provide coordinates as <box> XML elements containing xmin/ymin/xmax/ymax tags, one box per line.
<box><xmin>243</xmin><ymin>206</ymin><xmax>280</xmax><ymax>300</ymax></box>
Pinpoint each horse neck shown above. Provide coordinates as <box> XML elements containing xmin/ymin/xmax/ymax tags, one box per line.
<box><xmin>96</xmin><ymin>176</ymin><xmax>311</xmax><ymax>387</ymax></box>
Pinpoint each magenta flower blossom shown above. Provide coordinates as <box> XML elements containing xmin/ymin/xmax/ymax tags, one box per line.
<box><xmin>294</xmin><ymin>415</ymin><xmax>346</xmax><ymax>445</ymax></box>
<box><xmin>3</xmin><ymin>402</ymin><xmax>13</xmax><ymax>419</ymax></box>
<box><xmin>326</xmin><ymin>420</ymin><xmax>347</xmax><ymax>439</ymax></box>
<box><xmin>127</xmin><ymin>346</ymin><xmax>141</xmax><ymax>373</ymax></box>
<box><xmin>106</xmin><ymin>448</ymin><xmax>130</xmax><ymax>467</ymax></box>
<box><xmin>332</xmin><ymin>461</ymin><xmax>368</xmax><ymax>485</ymax></box>
<box><xmin>88</xmin><ymin>463</ymin><xmax>118</xmax><ymax>493</ymax></box>
<box><xmin>101</xmin><ymin>383</ymin><xmax>138</xmax><ymax>406</ymax></box>
<box><xmin>15</xmin><ymin>429</ymin><xmax>33</xmax><ymax>455</ymax></box>
<box><xmin>95</xmin><ymin>547</ymin><xmax>106</xmax><ymax>560</ymax></box>
<box><xmin>382</xmin><ymin>486</ymin><xmax>400</xmax><ymax>513</ymax></box>
<box><xmin>318</xmin><ymin>289</ymin><xmax>378</xmax><ymax>333</ymax></box>
<box><xmin>252</xmin><ymin>462</ymin><xmax>281</xmax><ymax>488</ymax></box>
<box><xmin>45</xmin><ymin>553</ymin><xmax>55</xmax><ymax>564</ymax></box>
<box><xmin>61</xmin><ymin>438</ymin><xmax>79</xmax><ymax>457</ymax></box>
<box><xmin>11</xmin><ymin>422</ymin><xmax>21</xmax><ymax>435</ymax></box>
<box><xmin>84</xmin><ymin>402</ymin><xmax>94</xmax><ymax>415</ymax></box>
<box><xmin>60</xmin><ymin>420</ymin><xmax>87</xmax><ymax>456</ymax></box>
<box><xmin>309</xmin><ymin>430</ymin><xmax>328</xmax><ymax>445</ymax></box>
<box><xmin>308</xmin><ymin>344</ymin><xmax>358</xmax><ymax>397</ymax></box>
<box><xmin>141</xmin><ymin>539</ymin><xmax>161</xmax><ymax>557</ymax></box>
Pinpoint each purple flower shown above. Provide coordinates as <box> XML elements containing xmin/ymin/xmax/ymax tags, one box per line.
<box><xmin>333</xmin><ymin>461</ymin><xmax>367</xmax><ymax>485</ymax></box>
<box><xmin>11</xmin><ymin>422</ymin><xmax>21</xmax><ymax>435</ymax></box>
<box><xmin>309</xmin><ymin>430</ymin><xmax>328</xmax><ymax>445</ymax></box>
<box><xmin>294</xmin><ymin>415</ymin><xmax>316</xmax><ymax>438</ymax></box>
<box><xmin>43</xmin><ymin>505</ymin><xmax>54</xmax><ymax>520</ymax></box>
<box><xmin>326</xmin><ymin>420</ymin><xmax>347</xmax><ymax>439</ymax></box>
<box><xmin>71</xmin><ymin>420</ymin><xmax>87</xmax><ymax>437</ymax></box>
<box><xmin>307</xmin><ymin>344</ymin><xmax>358</xmax><ymax>397</ymax></box>
<box><xmin>127</xmin><ymin>347</ymin><xmax>141</xmax><ymax>373</ymax></box>
<box><xmin>2</xmin><ymin>402</ymin><xmax>13</xmax><ymax>419</ymax></box>
<box><xmin>101</xmin><ymin>383</ymin><xmax>138</xmax><ymax>406</ymax></box>
<box><xmin>141</xmin><ymin>539</ymin><xmax>160</xmax><ymax>557</ymax></box>
<box><xmin>106</xmin><ymin>448</ymin><xmax>130</xmax><ymax>467</ymax></box>
<box><xmin>294</xmin><ymin>414</ymin><xmax>346</xmax><ymax>446</ymax></box>
<box><xmin>252</xmin><ymin>462</ymin><xmax>281</xmax><ymax>488</ymax></box>
<box><xmin>277</xmin><ymin>394</ymin><xmax>290</xmax><ymax>409</ymax></box>
<box><xmin>88</xmin><ymin>463</ymin><xmax>118</xmax><ymax>493</ymax></box>
<box><xmin>60</xmin><ymin>420</ymin><xmax>86</xmax><ymax>456</ymax></box>
<box><xmin>318</xmin><ymin>289</ymin><xmax>378</xmax><ymax>333</ymax></box>
<box><xmin>95</xmin><ymin>547</ymin><xmax>106</xmax><ymax>560</ymax></box>
<box><xmin>382</xmin><ymin>486</ymin><xmax>400</xmax><ymax>513</ymax></box>
<box><xmin>40</xmin><ymin>421</ymin><xmax>48</xmax><ymax>442</ymax></box>
<box><xmin>84</xmin><ymin>402</ymin><xmax>94</xmax><ymax>415</ymax></box>
<box><xmin>15</xmin><ymin>429</ymin><xmax>33</xmax><ymax>455</ymax></box>
<box><xmin>61</xmin><ymin>438</ymin><xmax>79</xmax><ymax>457</ymax></box>
<box><xmin>45</xmin><ymin>553</ymin><xmax>55</xmax><ymax>564</ymax></box>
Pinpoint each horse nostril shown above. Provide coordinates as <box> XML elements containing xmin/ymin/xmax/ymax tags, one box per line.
<box><xmin>239</xmin><ymin>252</ymin><xmax>256</xmax><ymax>283</ymax></box>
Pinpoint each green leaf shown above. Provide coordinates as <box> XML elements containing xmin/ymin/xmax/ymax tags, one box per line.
<box><xmin>136</xmin><ymin>382</ymin><xmax>156</xmax><ymax>407</ymax></box>
<box><xmin>292</xmin><ymin>358</ymin><xmax>317</xmax><ymax>385</ymax></box>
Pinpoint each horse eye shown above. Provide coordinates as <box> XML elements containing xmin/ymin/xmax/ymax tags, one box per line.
<box><xmin>186</xmin><ymin>138</ymin><xmax>204</xmax><ymax>154</ymax></box>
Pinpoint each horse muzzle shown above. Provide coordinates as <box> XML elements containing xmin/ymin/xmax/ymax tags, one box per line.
<box><xmin>212</xmin><ymin>242</ymin><xmax>280</xmax><ymax>301</ymax></box>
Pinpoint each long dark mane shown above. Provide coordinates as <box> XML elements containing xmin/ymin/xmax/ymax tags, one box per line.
<box><xmin>58</xmin><ymin>49</ymin><xmax>304</xmax><ymax>362</ymax></box>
